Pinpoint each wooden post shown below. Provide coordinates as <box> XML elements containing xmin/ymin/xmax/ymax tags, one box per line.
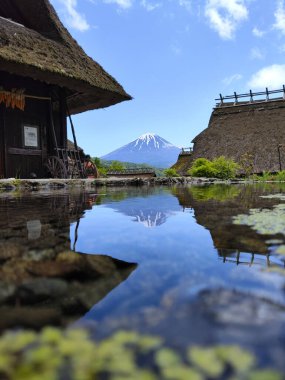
<box><xmin>250</xmin><ymin>90</ymin><xmax>253</xmax><ymax>102</ymax></box>
<box><xmin>49</xmin><ymin>100</ymin><xmax>58</xmax><ymax>154</ymax></box>
<box><xmin>278</xmin><ymin>144</ymin><xmax>283</xmax><ymax>171</ymax></box>
<box><xmin>219</xmin><ymin>93</ymin><xmax>223</xmax><ymax>106</ymax></box>
<box><xmin>66</xmin><ymin>105</ymin><xmax>78</xmax><ymax>152</ymax></box>
<box><xmin>234</xmin><ymin>92</ymin><xmax>238</xmax><ymax>104</ymax></box>
<box><xmin>266</xmin><ymin>87</ymin><xmax>269</xmax><ymax>101</ymax></box>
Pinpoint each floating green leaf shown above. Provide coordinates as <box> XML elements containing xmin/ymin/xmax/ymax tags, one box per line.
<box><xmin>215</xmin><ymin>345</ymin><xmax>256</xmax><ymax>373</ymax></box>
<box><xmin>155</xmin><ymin>348</ymin><xmax>182</xmax><ymax>368</ymax></box>
<box><xmin>188</xmin><ymin>347</ymin><xmax>224</xmax><ymax>378</ymax></box>
<box><xmin>0</xmin><ymin>328</ymin><xmax>282</xmax><ymax>380</ymax></box>
<box><xmin>233</xmin><ymin>204</ymin><xmax>285</xmax><ymax>236</ymax></box>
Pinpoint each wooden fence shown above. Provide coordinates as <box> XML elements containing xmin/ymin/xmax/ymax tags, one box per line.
<box><xmin>180</xmin><ymin>147</ymin><xmax>193</xmax><ymax>155</ymax></box>
<box><xmin>216</xmin><ymin>86</ymin><xmax>285</xmax><ymax>107</ymax></box>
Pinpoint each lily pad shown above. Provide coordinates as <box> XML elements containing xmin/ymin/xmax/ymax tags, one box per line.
<box><xmin>188</xmin><ymin>346</ymin><xmax>224</xmax><ymax>378</ymax></box>
<box><xmin>233</xmin><ymin>204</ymin><xmax>285</xmax><ymax>236</ymax></box>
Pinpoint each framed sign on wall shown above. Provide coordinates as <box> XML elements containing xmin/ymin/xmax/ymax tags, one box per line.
<box><xmin>23</xmin><ymin>125</ymin><xmax>39</xmax><ymax>148</ymax></box>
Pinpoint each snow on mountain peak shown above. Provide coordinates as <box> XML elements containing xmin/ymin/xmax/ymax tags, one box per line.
<box><xmin>139</xmin><ymin>132</ymin><xmax>156</xmax><ymax>140</ymax></box>
<box><xmin>101</xmin><ymin>132</ymin><xmax>180</xmax><ymax>168</ymax></box>
<box><xmin>134</xmin><ymin>133</ymin><xmax>160</xmax><ymax>149</ymax></box>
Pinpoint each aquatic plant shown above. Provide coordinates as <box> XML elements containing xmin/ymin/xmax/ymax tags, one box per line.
<box><xmin>188</xmin><ymin>156</ymin><xmax>240</xmax><ymax>179</ymax></box>
<box><xmin>0</xmin><ymin>328</ymin><xmax>282</xmax><ymax>380</ymax></box>
<box><xmin>260</xmin><ymin>194</ymin><xmax>285</xmax><ymax>200</ymax></box>
<box><xmin>233</xmin><ymin>204</ymin><xmax>285</xmax><ymax>236</ymax></box>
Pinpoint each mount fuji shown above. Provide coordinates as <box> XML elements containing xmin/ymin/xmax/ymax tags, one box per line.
<box><xmin>101</xmin><ymin>133</ymin><xmax>180</xmax><ymax>168</ymax></box>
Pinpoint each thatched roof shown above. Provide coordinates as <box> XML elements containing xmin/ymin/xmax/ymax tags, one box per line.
<box><xmin>191</xmin><ymin>99</ymin><xmax>285</xmax><ymax>173</ymax></box>
<box><xmin>0</xmin><ymin>0</ymin><xmax>131</xmax><ymax>114</ymax></box>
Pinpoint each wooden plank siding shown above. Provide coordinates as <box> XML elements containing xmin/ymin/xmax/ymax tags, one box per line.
<box><xmin>0</xmin><ymin>71</ymin><xmax>67</xmax><ymax>178</ymax></box>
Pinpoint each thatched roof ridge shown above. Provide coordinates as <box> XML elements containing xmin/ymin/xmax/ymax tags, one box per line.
<box><xmin>0</xmin><ymin>0</ymin><xmax>131</xmax><ymax>114</ymax></box>
<box><xmin>190</xmin><ymin>99</ymin><xmax>285</xmax><ymax>173</ymax></box>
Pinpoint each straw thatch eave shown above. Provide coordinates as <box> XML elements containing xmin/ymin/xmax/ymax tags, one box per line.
<box><xmin>0</xmin><ymin>0</ymin><xmax>131</xmax><ymax>114</ymax></box>
<box><xmin>190</xmin><ymin>99</ymin><xmax>285</xmax><ymax>173</ymax></box>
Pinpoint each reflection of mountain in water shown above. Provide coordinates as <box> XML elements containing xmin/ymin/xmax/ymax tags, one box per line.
<box><xmin>105</xmin><ymin>191</ymin><xmax>181</xmax><ymax>227</ymax></box>
<box><xmin>134</xmin><ymin>210</ymin><xmax>168</xmax><ymax>228</ymax></box>
<box><xmin>0</xmin><ymin>192</ymin><xmax>136</xmax><ymax>331</ymax></box>
<box><xmin>172</xmin><ymin>184</ymin><xmax>285</xmax><ymax>267</ymax></box>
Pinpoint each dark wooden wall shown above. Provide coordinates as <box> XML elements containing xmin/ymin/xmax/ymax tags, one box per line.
<box><xmin>0</xmin><ymin>71</ymin><xmax>67</xmax><ymax>178</ymax></box>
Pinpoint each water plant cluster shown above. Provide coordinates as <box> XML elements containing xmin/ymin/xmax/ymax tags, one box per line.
<box><xmin>233</xmin><ymin>203</ymin><xmax>285</xmax><ymax>236</ymax></box>
<box><xmin>232</xmin><ymin>194</ymin><xmax>285</xmax><ymax>272</ymax></box>
<box><xmin>0</xmin><ymin>328</ymin><xmax>282</xmax><ymax>380</ymax></box>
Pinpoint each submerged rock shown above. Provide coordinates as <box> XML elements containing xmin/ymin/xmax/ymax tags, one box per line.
<box><xmin>0</xmin><ymin>250</ymin><xmax>137</xmax><ymax>330</ymax></box>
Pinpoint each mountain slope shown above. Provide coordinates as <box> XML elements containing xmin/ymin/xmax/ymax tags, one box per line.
<box><xmin>101</xmin><ymin>133</ymin><xmax>180</xmax><ymax>168</ymax></box>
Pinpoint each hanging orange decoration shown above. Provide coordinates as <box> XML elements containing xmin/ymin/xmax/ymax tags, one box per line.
<box><xmin>0</xmin><ymin>87</ymin><xmax>25</xmax><ymax>111</ymax></box>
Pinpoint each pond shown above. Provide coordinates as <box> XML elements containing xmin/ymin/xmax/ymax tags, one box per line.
<box><xmin>0</xmin><ymin>183</ymin><xmax>285</xmax><ymax>378</ymax></box>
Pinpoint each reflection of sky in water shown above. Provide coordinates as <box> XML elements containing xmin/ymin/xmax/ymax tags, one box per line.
<box><xmin>71</xmin><ymin>188</ymin><xmax>285</xmax><ymax>337</ymax></box>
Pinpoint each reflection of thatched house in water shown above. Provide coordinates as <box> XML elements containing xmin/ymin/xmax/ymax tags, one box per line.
<box><xmin>0</xmin><ymin>192</ymin><xmax>136</xmax><ymax>330</ymax></box>
<box><xmin>173</xmin><ymin>185</ymin><xmax>285</xmax><ymax>266</ymax></box>
<box><xmin>0</xmin><ymin>0</ymin><xmax>130</xmax><ymax>179</ymax></box>
<box><xmin>175</xmin><ymin>89</ymin><xmax>285</xmax><ymax>174</ymax></box>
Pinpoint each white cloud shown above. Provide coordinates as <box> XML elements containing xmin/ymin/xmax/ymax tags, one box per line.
<box><xmin>103</xmin><ymin>0</ymin><xmax>134</xmax><ymax>9</ymax></box>
<box><xmin>250</xmin><ymin>47</ymin><xmax>265</xmax><ymax>60</ymax></box>
<box><xmin>274</xmin><ymin>0</ymin><xmax>285</xmax><ymax>34</ymax></box>
<box><xmin>222</xmin><ymin>73</ymin><xmax>243</xmax><ymax>86</ymax></box>
<box><xmin>248</xmin><ymin>64</ymin><xmax>285</xmax><ymax>90</ymax></box>
<box><xmin>170</xmin><ymin>42</ymin><xmax>182</xmax><ymax>55</ymax></box>
<box><xmin>57</xmin><ymin>0</ymin><xmax>90</xmax><ymax>31</ymax></box>
<box><xmin>178</xmin><ymin>0</ymin><xmax>192</xmax><ymax>12</ymax></box>
<box><xmin>205</xmin><ymin>0</ymin><xmax>248</xmax><ymax>40</ymax></box>
<box><xmin>252</xmin><ymin>27</ymin><xmax>265</xmax><ymax>37</ymax></box>
<box><xmin>140</xmin><ymin>0</ymin><xmax>162</xmax><ymax>11</ymax></box>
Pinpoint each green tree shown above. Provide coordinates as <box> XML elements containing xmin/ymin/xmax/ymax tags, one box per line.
<box><xmin>109</xmin><ymin>160</ymin><xmax>126</xmax><ymax>172</ymax></box>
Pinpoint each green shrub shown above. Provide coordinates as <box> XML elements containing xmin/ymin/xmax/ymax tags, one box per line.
<box><xmin>187</xmin><ymin>158</ymin><xmax>216</xmax><ymax>178</ymax></box>
<box><xmin>274</xmin><ymin>170</ymin><xmax>285</xmax><ymax>181</ymax></box>
<box><xmin>191</xmin><ymin>158</ymin><xmax>212</xmax><ymax>168</ymax></box>
<box><xmin>188</xmin><ymin>156</ymin><xmax>239</xmax><ymax>179</ymax></box>
<box><xmin>239</xmin><ymin>153</ymin><xmax>254</xmax><ymax>178</ymax></box>
<box><xmin>211</xmin><ymin>156</ymin><xmax>240</xmax><ymax>179</ymax></box>
<box><xmin>164</xmin><ymin>168</ymin><xmax>179</xmax><ymax>177</ymax></box>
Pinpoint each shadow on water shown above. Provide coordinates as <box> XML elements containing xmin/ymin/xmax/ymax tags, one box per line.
<box><xmin>0</xmin><ymin>191</ymin><xmax>137</xmax><ymax>331</ymax></box>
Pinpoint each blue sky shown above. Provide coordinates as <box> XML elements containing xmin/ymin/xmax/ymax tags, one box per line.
<box><xmin>50</xmin><ymin>0</ymin><xmax>285</xmax><ymax>157</ymax></box>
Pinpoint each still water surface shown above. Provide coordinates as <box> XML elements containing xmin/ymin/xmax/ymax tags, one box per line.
<box><xmin>1</xmin><ymin>183</ymin><xmax>285</xmax><ymax>371</ymax></box>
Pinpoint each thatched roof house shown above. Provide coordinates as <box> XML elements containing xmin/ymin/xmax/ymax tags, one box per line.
<box><xmin>0</xmin><ymin>0</ymin><xmax>131</xmax><ymax>114</ymax></box>
<box><xmin>190</xmin><ymin>91</ymin><xmax>285</xmax><ymax>174</ymax></box>
<box><xmin>0</xmin><ymin>0</ymin><xmax>131</xmax><ymax>178</ymax></box>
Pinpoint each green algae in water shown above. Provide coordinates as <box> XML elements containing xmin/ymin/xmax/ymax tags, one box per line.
<box><xmin>0</xmin><ymin>327</ymin><xmax>282</xmax><ymax>380</ymax></box>
<box><xmin>187</xmin><ymin>347</ymin><xmax>224</xmax><ymax>377</ymax></box>
<box><xmin>233</xmin><ymin>204</ymin><xmax>285</xmax><ymax>236</ymax></box>
<box><xmin>260</xmin><ymin>194</ymin><xmax>285</xmax><ymax>200</ymax></box>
